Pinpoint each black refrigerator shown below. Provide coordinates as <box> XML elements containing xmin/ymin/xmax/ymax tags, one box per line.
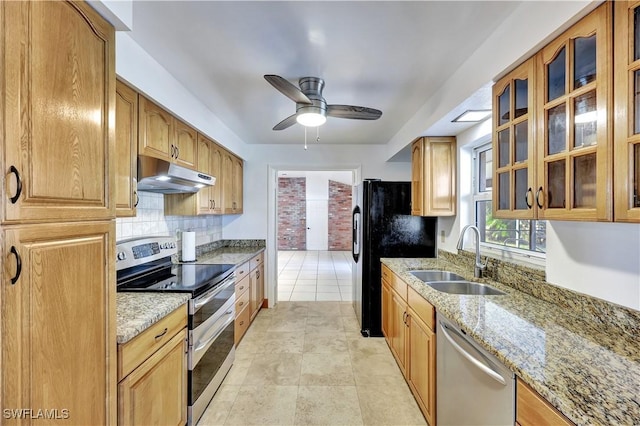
<box><xmin>352</xmin><ymin>179</ymin><xmax>438</xmax><ymax>337</ymax></box>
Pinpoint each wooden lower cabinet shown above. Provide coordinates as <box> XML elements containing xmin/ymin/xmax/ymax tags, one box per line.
<box><xmin>2</xmin><ymin>221</ymin><xmax>116</xmax><ymax>425</ymax></box>
<box><xmin>516</xmin><ymin>378</ymin><xmax>574</xmax><ymax>426</ymax></box>
<box><xmin>117</xmin><ymin>305</ymin><xmax>188</xmax><ymax>426</ymax></box>
<box><xmin>118</xmin><ymin>329</ymin><xmax>188</xmax><ymax>426</ymax></box>
<box><xmin>407</xmin><ymin>306</ymin><xmax>436</xmax><ymax>426</ymax></box>
<box><xmin>389</xmin><ymin>289</ymin><xmax>408</xmax><ymax>375</ymax></box>
<box><xmin>381</xmin><ymin>264</ymin><xmax>436</xmax><ymax>425</ymax></box>
<box><xmin>235</xmin><ymin>251</ymin><xmax>265</xmax><ymax>344</ymax></box>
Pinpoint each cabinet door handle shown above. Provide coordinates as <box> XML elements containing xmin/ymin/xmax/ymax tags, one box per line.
<box><xmin>175</xmin><ymin>146</ymin><xmax>180</xmax><ymax>159</ymax></box>
<box><xmin>8</xmin><ymin>166</ymin><xmax>22</xmax><ymax>204</ymax></box>
<box><xmin>535</xmin><ymin>186</ymin><xmax>544</xmax><ymax>209</ymax></box>
<box><xmin>171</xmin><ymin>145</ymin><xmax>176</xmax><ymax>158</ymax></box>
<box><xmin>212</xmin><ymin>199</ymin><xmax>216</xmax><ymax>210</ymax></box>
<box><xmin>256</xmin><ymin>270</ymin><xmax>260</xmax><ymax>279</ymax></box>
<box><xmin>134</xmin><ymin>191</ymin><xmax>139</xmax><ymax>207</ymax></box>
<box><xmin>154</xmin><ymin>327</ymin><xmax>168</xmax><ymax>340</ymax></box>
<box><xmin>10</xmin><ymin>246</ymin><xmax>22</xmax><ymax>285</ymax></box>
<box><xmin>525</xmin><ymin>188</ymin><xmax>533</xmax><ymax>209</ymax></box>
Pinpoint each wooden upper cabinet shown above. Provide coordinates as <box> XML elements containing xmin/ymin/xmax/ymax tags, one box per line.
<box><xmin>535</xmin><ymin>2</ymin><xmax>612</xmax><ymax>221</ymax></box>
<box><xmin>2</xmin><ymin>0</ymin><xmax>115</xmax><ymax>223</ymax></box>
<box><xmin>411</xmin><ymin>141</ymin><xmax>424</xmax><ymax>216</ymax></box>
<box><xmin>210</xmin><ymin>142</ymin><xmax>224</xmax><ymax>213</ymax></box>
<box><xmin>223</xmin><ymin>152</ymin><xmax>243</xmax><ymax>214</ymax></box>
<box><xmin>493</xmin><ymin>57</ymin><xmax>537</xmax><ymax>219</ymax></box>
<box><xmin>614</xmin><ymin>0</ymin><xmax>640</xmax><ymax>222</ymax></box>
<box><xmin>174</xmin><ymin>119</ymin><xmax>198</xmax><ymax>170</ymax></box>
<box><xmin>138</xmin><ymin>96</ymin><xmax>174</xmax><ymax>162</ymax></box>
<box><xmin>411</xmin><ymin>137</ymin><xmax>456</xmax><ymax>216</ymax></box>
<box><xmin>2</xmin><ymin>221</ymin><xmax>116</xmax><ymax>425</ymax></box>
<box><xmin>138</xmin><ymin>96</ymin><xmax>198</xmax><ymax>170</ymax></box>
<box><xmin>115</xmin><ymin>80</ymin><xmax>139</xmax><ymax>217</ymax></box>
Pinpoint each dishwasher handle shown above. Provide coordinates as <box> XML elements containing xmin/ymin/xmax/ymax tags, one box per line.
<box><xmin>439</xmin><ymin>321</ymin><xmax>506</xmax><ymax>386</ymax></box>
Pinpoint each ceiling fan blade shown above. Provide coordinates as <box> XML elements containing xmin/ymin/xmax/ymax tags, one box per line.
<box><xmin>264</xmin><ymin>75</ymin><xmax>312</xmax><ymax>105</ymax></box>
<box><xmin>327</xmin><ymin>105</ymin><xmax>382</xmax><ymax>120</ymax></box>
<box><xmin>273</xmin><ymin>114</ymin><xmax>298</xmax><ymax>131</ymax></box>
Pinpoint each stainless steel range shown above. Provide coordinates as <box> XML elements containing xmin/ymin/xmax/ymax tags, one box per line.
<box><xmin>116</xmin><ymin>236</ymin><xmax>236</xmax><ymax>425</ymax></box>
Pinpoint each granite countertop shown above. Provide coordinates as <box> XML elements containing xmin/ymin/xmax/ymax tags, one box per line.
<box><xmin>187</xmin><ymin>246</ymin><xmax>265</xmax><ymax>266</ymax></box>
<box><xmin>381</xmin><ymin>257</ymin><xmax>640</xmax><ymax>426</ymax></box>
<box><xmin>116</xmin><ymin>293</ymin><xmax>190</xmax><ymax>344</ymax></box>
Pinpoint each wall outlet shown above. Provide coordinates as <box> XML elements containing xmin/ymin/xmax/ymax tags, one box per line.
<box><xmin>440</xmin><ymin>230</ymin><xmax>445</xmax><ymax>243</ymax></box>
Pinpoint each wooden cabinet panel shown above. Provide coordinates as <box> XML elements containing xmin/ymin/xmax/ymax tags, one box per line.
<box><xmin>118</xmin><ymin>305</ymin><xmax>188</xmax><ymax>381</ymax></box>
<box><xmin>516</xmin><ymin>378</ymin><xmax>574</xmax><ymax>426</ymax></box>
<box><xmin>614</xmin><ymin>0</ymin><xmax>640</xmax><ymax>222</ymax></box>
<box><xmin>411</xmin><ymin>137</ymin><xmax>456</xmax><ymax>216</ymax></box>
<box><xmin>235</xmin><ymin>303</ymin><xmax>251</xmax><ymax>345</ymax></box>
<box><xmin>250</xmin><ymin>264</ymin><xmax>264</xmax><ymax>320</ymax></box>
<box><xmin>493</xmin><ymin>57</ymin><xmax>538</xmax><ymax>219</ymax></box>
<box><xmin>236</xmin><ymin>283</ymin><xmax>250</xmax><ymax>313</ymax></box>
<box><xmin>115</xmin><ymin>80</ymin><xmax>139</xmax><ymax>217</ymax></box>
<box><xmin>411</xmin><ymin>141</ymin><xmax>424</xmax><ymax>216</ymax></box>
<box><xmin>2</xmin><ymin>0</ymin><xmax>115</xmax><ymax>223</ymax></box>
<box><xmin>2</xmin><ymin>221</ymin><xmax>116</xmax><ymax>425</ymax></box>
<box><xmin>407</xmin><ymin>307</ymin><xmax>436</xmax><ymax>426</ymax></box>
<box><xmin>223</xmin><ymin>152</ymin><xmax>243</xmax><ymax>214</ymax></box>
<box><xmin>407</xmin><ymin>286</ymin><xmax>435</xmax><ymax>330</ymax></box>
<box><xmin>118</xmin><ymin>329</ymin><xmax>187</xmax><ymax>426</ymax></box>
<box><xmin>235</xmin><ymin>274</ymin><xmax>250</xmax><ymax>299</ymax></box>
<box><xmin>210</xmin><ymin>142</ymin><xmax>224</xmax><ymax>213</ymax></box>
<box><xmin>382</xmin><ymin>264</ymin><xmax>407</xmax><ymax>301</ymax></box>
<box><xmin>174</xmin><ymin>119</ymin><xmax>198</xmax><ymax>170</ymax></box>
<box><xmin>389</xmin><ymin>289</ymin><xmax>408</xmax><ymax>376</ymax></box>
<box><xmin>382</xmin><ymin>280</ymin><xmax>391</xmax><ymax>338</ymax></box>
<box><xmin>138</xmin><ymin>95</ymin><xmax>173</xmax><ymax>162</ymax></box>
<box><xmin>535</xmin><ymin>3</ymin><xmax>612</xmax><ymax>221</ymax></box>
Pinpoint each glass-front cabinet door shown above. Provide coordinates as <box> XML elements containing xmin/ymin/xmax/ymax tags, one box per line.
<box><xmin>536</xmin><ymin>3</ymin><xmax>612</xmax><ymax>221</ymax></box>
<box><xmin>614</xmin><ymin>0</ymin><xmax>640</xmax><ymax>222</ymax></box>
<box><xmin>492</xmin><ymin>57</ymin><xmax>536</xmax><ymax>219</ymax></box>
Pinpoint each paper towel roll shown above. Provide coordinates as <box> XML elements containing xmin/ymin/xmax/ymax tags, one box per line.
<box><xmin>182</xmin><ymin>231</ymin><xmax>196</xmax><ymax>262</ymax></box>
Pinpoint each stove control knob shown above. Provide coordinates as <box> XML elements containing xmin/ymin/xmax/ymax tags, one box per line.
<box><xmin>170</xmin><ymin>242</ymin><xmax>176</xmax><ymax>249</ymax></box>
<box><xmin>116</xmin><ymin>252</ymin><xmax>126</xmax><ymax>261</ymax></box>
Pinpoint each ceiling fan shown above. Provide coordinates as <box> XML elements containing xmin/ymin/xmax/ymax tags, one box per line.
<box><xmin>264</xmin><ymin>74</ymin><xmax>382</xmax><ymax>130</ymax></box>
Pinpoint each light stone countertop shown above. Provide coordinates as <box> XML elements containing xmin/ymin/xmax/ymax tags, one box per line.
<box><xmin>186</xmin><ymin>246</ymin><xmax>265</xmax><ymax>266</ymax></box>
<box><xmin>381</xmin><ymin>257</ymin><xmax>640</xmax><ymax>426</ymax></box>
<box><xmin>116</xmin><ymin>293</ymin><xmax>190</xmax><ymax>344</ymax></box>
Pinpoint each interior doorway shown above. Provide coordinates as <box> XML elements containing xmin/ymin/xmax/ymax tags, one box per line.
<box><xmin>275</xmin><ymin>169</ymin><xmax>355</xmax><ymax>302</ymax></box>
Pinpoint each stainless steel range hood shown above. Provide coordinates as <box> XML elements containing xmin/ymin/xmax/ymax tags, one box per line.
<box><xmin>137</xmin><ymin>155</ymin><xmax>215</xmax><ymax>194</ymax></box>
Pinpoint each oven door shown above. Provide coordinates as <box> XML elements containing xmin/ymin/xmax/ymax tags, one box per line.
<box><xmin>188</xmin><ymin>282</ymin><xmax>236</xmax><ymax>425</ymax></box>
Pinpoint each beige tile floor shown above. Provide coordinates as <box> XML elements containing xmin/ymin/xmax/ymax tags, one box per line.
<box><xmin>197</xmin><ymin>301</ymin><xmax>427</xmax><ymax>426</ymax></box>
<box><xmin>277</xmin><ymin>251</ymin><xmax>353</xmax><ymax>302</ymax></box>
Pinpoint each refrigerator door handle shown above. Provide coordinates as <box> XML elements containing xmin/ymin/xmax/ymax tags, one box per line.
<box><xmin>352</xmin><ymin>206</ymin><xmax>361</xmax><ymax>263</ymax></box>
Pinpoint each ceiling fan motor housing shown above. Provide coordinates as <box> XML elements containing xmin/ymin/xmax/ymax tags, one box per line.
<box><xmin>296</xmin><ymin>77</ymin><xmax>327</xmax><ymax>117</ymax></box>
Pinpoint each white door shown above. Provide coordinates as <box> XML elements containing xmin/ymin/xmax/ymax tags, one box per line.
<box><xmin>306</xmin><ymin>200</ymin><xmax>328</xmax><ymax>250</ymax></box>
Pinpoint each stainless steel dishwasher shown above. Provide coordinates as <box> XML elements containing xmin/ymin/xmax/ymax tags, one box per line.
<box><xmin>436</xmin><ymin>312</ymin><xmax>515</xmax><ymax>425</ymax></box>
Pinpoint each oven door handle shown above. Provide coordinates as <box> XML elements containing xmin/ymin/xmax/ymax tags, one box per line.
<box><xmin>194</xmin><ymin>309</ymin><xmax>234</xmax><ymax>352</ymax></box>
<box><xmin>193</xmin><ymin>275</ymin><xmax>235</xmax><ymax>311</ymax></box>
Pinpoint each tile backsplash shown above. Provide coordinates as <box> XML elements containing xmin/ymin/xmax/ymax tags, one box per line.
<box><xmin>115</xmin><ymin>192</ymin><xmax>223</xmax><ymax>245</ymax></box>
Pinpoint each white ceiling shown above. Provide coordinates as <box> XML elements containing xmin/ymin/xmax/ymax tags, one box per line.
<box><xmin>124</xmin><ymin>1</ymin><xmax>594</xmax><ymax>154</ymax></box>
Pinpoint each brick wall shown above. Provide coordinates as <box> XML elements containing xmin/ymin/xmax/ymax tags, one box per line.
<box><xmin>277</xmin><ymin>177</ymin><xmax>306</xmax><ymax>250</ymax></box>
<box><xmin>328</xmin><ymin>180</ymin><xmax>352</xmax><ymax>251</ymax></box>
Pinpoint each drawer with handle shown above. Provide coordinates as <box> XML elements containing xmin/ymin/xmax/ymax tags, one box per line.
<box><xmin>235</xmin><ymin>261</ymin><xmax>250</xmax><ymax>280</ymax></box>
<box><xmin>235</xmin><ymin>285</ymin><xmax>250</xmax><ymax>314</ymax></box>
<box><xmin>250</xmin><ymin>252</ymin><xmax>264</xmax><ymax>271</ymax></box>
<box><xmin>235</xmin><ymin>274</ymin><xmax>249</xmax><ymax>298</ymax></box>
<box><xmin>117</xmin><ymin>304</ymin><xmax>187</xmax><ymax>381</ymax></box>
<box><xmin>234</xmin><ymin>303</ymin><xmax>251</xmax><ymax>345</ymax></box>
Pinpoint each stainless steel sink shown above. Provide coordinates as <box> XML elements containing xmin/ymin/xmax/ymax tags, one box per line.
<box><xmin>427</xmin><ymin>280</ymin><xmax>506</xmax><ymax>296</ymax></box>
<box><xmin>409</xmin><ymin>270</ymin><xmax>465</xmax><ymax>282</ymax></box>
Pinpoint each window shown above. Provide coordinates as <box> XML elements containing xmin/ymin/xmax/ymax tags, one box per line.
<box><xmin>473</xmin><ymin>144</ymin><xmax>546</xmax><ymax>254</ymax></box>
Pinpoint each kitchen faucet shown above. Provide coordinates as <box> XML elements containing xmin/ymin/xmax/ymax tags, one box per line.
<box><xmin>456</xmin><ymin>225</ymin><xmax>487</xmax><ymax>278</ymax></box>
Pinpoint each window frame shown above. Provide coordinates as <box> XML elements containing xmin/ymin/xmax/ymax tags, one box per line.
<box><xmin>472</xmin><ymin>143</ymin><xmax>546</xmax><ymax>261</ymax></box>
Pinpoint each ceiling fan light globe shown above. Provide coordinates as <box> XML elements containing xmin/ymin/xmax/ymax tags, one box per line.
<box><xmin>296</xmin><ymin>112</ymin><xmax>326</xmax><ymax>127</ymax></box>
